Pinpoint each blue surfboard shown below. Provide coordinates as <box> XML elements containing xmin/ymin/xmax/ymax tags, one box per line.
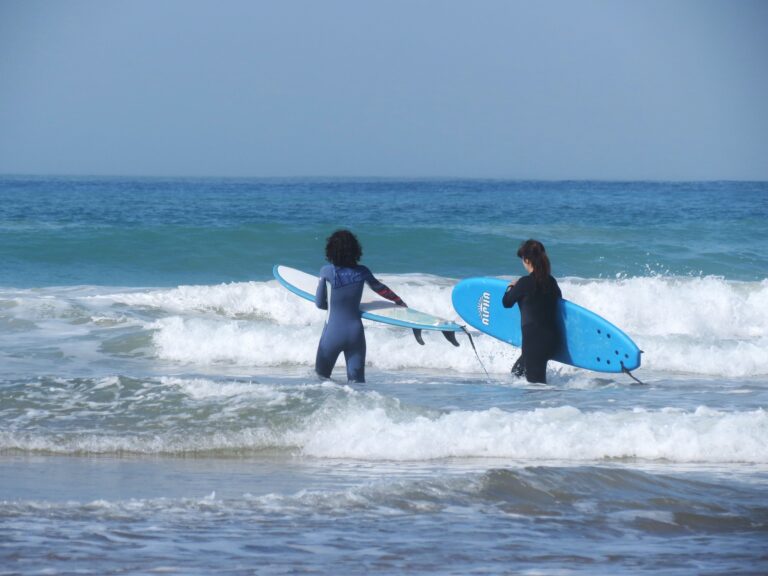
<box><xmin>274</xmin><ymin>265</ymin><xmax>463</xmax><ymax>345</ymax></box>
<box><xmin>452</xmin><ymin>277</ymin><xmax>641</xmax><ymax>373</ymax></box>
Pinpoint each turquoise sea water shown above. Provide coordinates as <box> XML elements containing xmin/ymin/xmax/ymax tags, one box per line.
<box><xmin>2</xmin><ymin>177</ymin><xmax>766</xmax><ymax>286</ymax></box>
<box><xmin>1</xmin><ymin>177</ymin><xmax>767</xmax><ymax>575</ymax></box>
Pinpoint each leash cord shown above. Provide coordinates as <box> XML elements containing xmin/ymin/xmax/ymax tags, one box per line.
<box><xmin>461</xmin><ymin>326</ymin><xmax>491</xmax><ymax>380</ymax></box>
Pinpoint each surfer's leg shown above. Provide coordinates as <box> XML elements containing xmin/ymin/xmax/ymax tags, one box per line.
<box><xmin>315</xmin><ymin>327</ymin><xmax>341</xmax><ymax>379</ymax></box>
<box><xmin>344</xmin><ymin>327</ymin><xmax>367</xmax><ymax>383</ymax></box>
<box><xmin>511</xmin><ymin>355</ymin><xmax>526</xmax><ymax>378</ymax></box>
<box><xmin>315</xmin><ymin>347</ymin><xmax>339</xmax><ymax>379</ymax></box>
<box><xmin>524</xmin><ymin>356</ymin><xmax>547</xmax><ymax>383</ymax></box>
<box><xmin>522</xmin><ymin>326</ymin><xmax>549</xmax><ymax>384</ymax></box>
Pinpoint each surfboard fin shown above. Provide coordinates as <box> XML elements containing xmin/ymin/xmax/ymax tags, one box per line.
<box><xmin>442</xmin><ymin>330</ymin><xmax>460</xmax><ymax>347</ymax></box>
<box><xmin>412</xmin><ymin>328</ymin><xmax>425</xmax><ymax>345</ymax></box>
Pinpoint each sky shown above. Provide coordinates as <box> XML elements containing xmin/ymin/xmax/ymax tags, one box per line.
<box><xmin>1</xmin><ymin>0</ymin><xmax>766</xmax><ymax>180</ymax></box>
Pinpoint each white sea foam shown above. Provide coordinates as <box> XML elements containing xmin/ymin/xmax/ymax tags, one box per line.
<box><xmin>4</xmin><ymin>275</ymin><xmax>767</xmax><ymax>377</ymax></box>
<box><xmin>159</xmin><ymin>376</ymin><xmax>289</xmax><ymax>403</ymax></box>
<box><xmin>3</xmin><ymin>401</ymin><xmax>766</xmax><ymax>464</ymax></box>
<box><xmin>104</xmin><ymin>282</ymin><xmax>292</xmax><ymax>320</ymax></box>
<box><xmin>134</xmin><ymin>275</ymin><xmax>768</xmax><ymax>377</ymax></box>
<box><xmin>293</xmin><ymin>404</ymin><xmax>768</xmax><ymax>463</ymax></box>
<box><xmin>0</xmin><ymin>427</ymin><xmax>283</xmax><ymax>455</ymax></box>
<box><xmin>104</xmin><ymin>275</ymin><xmax>461</xmax><ymax>323</ymax></box>
<box><xmin>150</xmin><ymin>316</ymin><xmax>323</xmax><ymax>366</ymax></box>
<box><xmin>562</xmin><ymin>276</ymin><xmax>768</xmax><ymax>340</ymax></box>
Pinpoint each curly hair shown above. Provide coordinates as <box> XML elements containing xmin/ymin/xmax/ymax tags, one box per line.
<box><xmin>325</xmin><ymin>229</ymin><xmax>363</xmax><ymax>267</ymax></box>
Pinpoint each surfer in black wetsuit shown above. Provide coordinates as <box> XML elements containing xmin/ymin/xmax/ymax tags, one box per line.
<box><xmin>502</xmin><ymin>239</ymin><xmax>562</xmax><ymax>384</ymax></box>
<box><xmin>314</xmin><ymin>229</ymin><xmax>406</xmax><ymax>383</ymax></box>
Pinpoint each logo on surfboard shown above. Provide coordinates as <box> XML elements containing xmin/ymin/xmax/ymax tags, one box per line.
<box><xmin>477</xmin><ymin>291</ymin><xmax>491</xmax><ymax>325</ymax></box>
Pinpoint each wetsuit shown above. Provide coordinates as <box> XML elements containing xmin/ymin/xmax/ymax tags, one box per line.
<box><xmin>502</xmin><ymin>274</ymin><xmax>562</xmax><ymax>383</ymax></box>
<box><xmin>314</xmin><ymin>264</ymin><xmax>403</xmax><ymax>383</ymax></box>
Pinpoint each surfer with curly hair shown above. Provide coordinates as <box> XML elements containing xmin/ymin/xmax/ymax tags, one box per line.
<box><xmin>502</xmin><ymin>239</ymin><xmax>562</xmax><ymax>383</ymax></box>
<box><xmin>314</xmin><ymin>229</ymin><xmax>406</xmax><ymax>383</ymax></box>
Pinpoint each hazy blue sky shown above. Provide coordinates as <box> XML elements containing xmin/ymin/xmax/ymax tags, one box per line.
<box><xmin>1</xmin><ymin>0</ymin><xmax>766</xmax><ymax>179</ymax></box>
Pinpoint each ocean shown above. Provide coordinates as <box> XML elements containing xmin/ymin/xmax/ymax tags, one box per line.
<box><xmin>1</xmin><ymin>176</ymin><xmax>766</xmax><ymax>575</ymax></box>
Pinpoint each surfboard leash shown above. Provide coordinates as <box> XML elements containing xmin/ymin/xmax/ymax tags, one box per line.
<box><xmin>460</xmin><ymin>326</ymin><xmax>644</xmax><ymax>386</ymax></box>
<box><xmin>460</xmin><ymin>326</ymin><xmax>491</xmax><ymax>380</ymax></box>
<box><xmin>620</xmin><ymin>362</ymin><xmax>646</xmax><ymax>385</ymax></box>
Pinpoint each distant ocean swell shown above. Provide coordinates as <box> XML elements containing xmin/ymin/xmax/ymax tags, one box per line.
<box><xmin>3</xmin><ymin>178</ymin><xmax>767</xmax><ymax>287</ymax></box>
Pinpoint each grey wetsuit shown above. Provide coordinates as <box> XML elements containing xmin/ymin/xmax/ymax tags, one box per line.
<box><xmin>314</xmin><ymin>264</ymin><xmax>402</xmax><ymax>383</ymax></box>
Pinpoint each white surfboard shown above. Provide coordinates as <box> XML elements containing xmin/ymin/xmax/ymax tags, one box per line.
<box><xmin>273</xmin><ymin>265</ymin><xmax>462</xmax><ymax>345</ymax></box>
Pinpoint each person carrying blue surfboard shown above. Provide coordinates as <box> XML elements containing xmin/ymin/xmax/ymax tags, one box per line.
<box><xmin>502</xmin><ymin>239</ymin><xmax>562</xmax><ymax>383</ymax></box>
<box><xmin>314</xmin><ymin>229</ymin><xmax>407</xmax><ymax>383</ymax></box>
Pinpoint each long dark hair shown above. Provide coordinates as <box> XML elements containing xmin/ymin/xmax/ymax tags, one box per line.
<box><xmin>325</xmin><ymin>229</ymin><xmax>362</xmax><ymax>267</ymax></box>
<box><xmin>517</xmin><ymin>239</ymin><xmax>552</xmax><ymax>288</ymax></box>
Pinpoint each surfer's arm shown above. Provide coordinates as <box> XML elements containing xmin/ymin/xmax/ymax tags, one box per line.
<box><xmin>315</xmin><ymin>278</ymin><xmax>328</xmax><ymax>310</ymax></box>
<box><xmin>367</xmin><ymin>276</ymin><xmax>407</xmax><ymax>307</ymax></box>
<box><xmin>502</xmin><ymin>277</ymin><xmax>527</xmax><ymax>308</ymax></box>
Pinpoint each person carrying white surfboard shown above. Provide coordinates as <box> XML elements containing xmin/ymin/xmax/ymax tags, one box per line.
<box><xmin>502</xmin><ymin>239</ymin><xmax>562</xmax><ymax>383</ymax></box>
<box><xmin>314</xmin><ymin>229</ymin><xmax>407</xmax><ymax>383</ymax></box>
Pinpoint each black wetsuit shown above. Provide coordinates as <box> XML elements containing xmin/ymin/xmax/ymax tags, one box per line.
<box><xmin>502</xmin><ymin>273</ymin><xmax>562</xmax><ymax>383</ymax></box>
<box><xmin>314</xmin><ymin>264</ymin><xmax>402</xmax><ymax>383</ymax></box>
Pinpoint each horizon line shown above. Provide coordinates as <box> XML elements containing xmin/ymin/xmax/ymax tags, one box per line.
<box><xmin>1</xmin><ymin>172</ymin><xmax>767</xmax><ymax>184</ymax></box>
